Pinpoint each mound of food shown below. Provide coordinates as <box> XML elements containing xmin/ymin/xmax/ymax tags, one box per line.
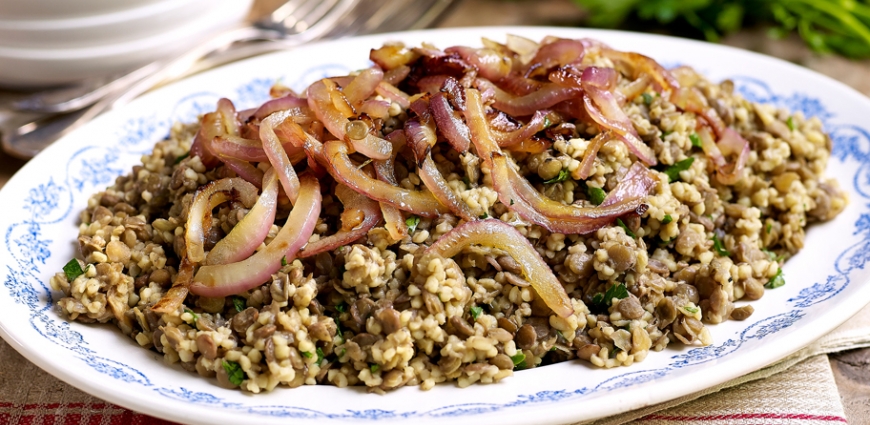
<box><xmin>50</xmin><ymin>35</ymin><xmax>846</xmax><ymax>393</ymax></box>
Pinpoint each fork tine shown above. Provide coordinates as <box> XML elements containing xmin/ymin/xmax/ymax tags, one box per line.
<box><xmin>291</xmin><ymin>0</ymin><xmax>339</xmax><ymax>33</ymax></box>
<box><xmin>269</xmin><ymin>0</ymin><xmax>318</xmax><ymax>26</ymax></box>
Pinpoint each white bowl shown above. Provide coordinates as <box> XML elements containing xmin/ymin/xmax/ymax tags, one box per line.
<box><xmin>0</xmin><ymin>0</ymin><xmax>166</xmax><ymax>20</ymax></box>
<box><xmin>0</xmin><ymin>0</ymin><xmax>228</xmax><ymax>49</ymax></box>
<box><xmin>0</xmin><ymin>0</ymin><xmax>253</xmax><ymax>88</ymax></box>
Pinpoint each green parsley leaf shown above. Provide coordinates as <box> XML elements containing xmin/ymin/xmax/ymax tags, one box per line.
<box><xmin>510</xmin><ymin>199</ymin><xmax>515</xmax><ymax>206</ymax></box>
<box><xmin>479</xmin><ymin>212</ymin><xmax>489</xmax><ymax>219</ymax></box>
<box><xmin>663</xmin><ymin>157</ymin><xmax>695</xmax><ymax>182</ymax></box>
<box><xmin>543</xmin><ymin>116</ymin><xmax>552</xmax><ymax>128</ymax></box>
<box><xmin>616</xmin><ymin>218</ymin><xmax>636</xmax><ymax>238</ymax></box>
<box><xmin>370</xmin><ymin>364</ymin><xmax>380</xmax><ymax>373</ymax></box>
<box><xmin>339</xmin><ymin>348</ymin><xmax>347</xmax><ymax>359</ymax></box>
<box><xmin>661</xmin><ymin>214</ymin><xmax>673</xmax><ymax>225</ymax></box>
<box><xmin>684</xmin><ymin>305</ymin><xmax>700</xmax><ymax>314</ymax></box>
<box><xmin>334</xmin><ymin>317</ymin><xmax>345</xmax><ymax>344</ymax></box>
<box><xmin>232</xmin><ymin>296</ymin><xmax>246</xmax><ymax>313</ymax></box>
<box><xmin>641</xmin><ymin>92</ymin><xmax>654</xmax><ymax>105</ymax></box>
<box><xmin>301</xmin><ymin>350</ymin><xmax>313</xmax><ymax>359</ymax></box>
<box><xmin>766</xmin><ymin>222</ymin><xmax>772</xmax><ymax>234</ymax></box>
<box><xmin>222</xmin><ymin>360</ymin><xmax>245</xmax><ymax>386</ymax></box>
<box><xmin>689</xmin><ymin>133</ymin><xmax>702</xmax><ymax>148</ymax></box>
<box><xmin>510</xmin><ymin>352</ymin><xmax>527</xmax><ymax>370</ymax></box>
<box><xmin>765</xmin><ymin>268</ymin><xmax>786</xmax><ymax>289</ymax></box>
<box><xmin>63</xmin><ymin>258</ymin><xmax>84</xmax><ymax>281</ymax></box>
<box><xmin>657</xmin><ymin>236</ymin><xmax>672</xmax><ymax>247</ymax></box>
<box><xmin>591</xmin><ymin>293</ymin><xmax>605</xmax><ymax>306</ymax></box>
<box><xmin>543</xmin><ymin>168</ymin><xmax>570</xmax><ymax>184</ymax></box>
<box><xmin>587</xmin><ymin>186</ymin><xmax>606</xmax><ymax>205</ymax></box>
<box><xmin>470</xmin><ymin>306</ymin><xmax>483</xmax><ymax>321</ymax></box>
<box><xmin>174</xmin><ymin>152</ymin><xmax>190</xmax><ymax>164</ymax></box>
<box><xmin>406</xmin><ymin>215</ymin><xmax>421</xmax><ymax>233</ymax></box>
<box><xmin>316</xmin><ymin>347</ymin><xmax>325</xmax><ymax>365</ymax></box>
<box><xmin>786</xmin><ymin>116</ymin><xmax>796</xmax><ymax>132</ymax></box>
<box><xmin>281</xmin><ymin>256</ymin><xmax>287</xmax><ymax>267</ymax></box>
<box><xmin>711</xmin><ymin>234</ymin><xmax>730</xmax><ymax>257</ymax></box>
<box><xmin>183</xmin><ymin>308</ymin><xmax>199</xmax><ymax>322</ymax></box>
<box><xmin>335</xmin><ymin>302</ymin><xmax>347</xmax><ymax>314</ymax></box>
<box><xmin>603</xmin><ymin>282</ymin><xmax>629</xmax><ymax>305</ymax></box>
<box><xmin>461</xmin><ymin>176</ymin><xmax>471</xmax><ymax>189</ymax></box>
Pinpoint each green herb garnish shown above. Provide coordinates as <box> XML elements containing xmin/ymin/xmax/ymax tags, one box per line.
<box><xmin>281</xmin><ymin>256</ymin><xmax>288</xmax><ymax>267</ymax></box>
<box><xmin>663</xmin><ymin>157</ymin><xmax>695</xmax><ymax>183</ymax></box>
<box><xmin>543</xmin><ymin>116</ymin><xmax>552</xmax><ymax>128</ymax></box>
<box><xmin>462</xmin><ymin>176</ymin><xmax>471</xmax><ymax>189</ymax></box>
<box><xmin>339</xmin><ymin>348</ymin><xmax>347</xmax><ymax>359</ymax></box>
<box><xmin>510</xmin><ymin>199</ymin><xmax>515</xmax><ymax>206</ymax></box>
<box><xmin>786</xmin><ymin>116</ymin><xmax>796</xmax><ymax>131</ymax></box>
<box><xmin>689</xmin><ymin>133</ymin><xmax>702</xmax><ymax>148</ymax></box>
<box><xmin>63</xmin><ymin>258</ymin><xmax>84</xmax><ymax>281</ymax></box>
<box><xmin>661</xmin><ymin>214</ymin><xmax>673</xmax><ymax>225</ymax></box>
<box><xmin>222</xmin><ymin>360</ymin><xmax>245</xmax><ymax>386</ymax></box>
<box><xmin>543</xmin><ymin>168</ymin><xmax>570</xmax><ymax>184</ymax></box>
<box><xmin>591</xmin><ymin>292</ymin><xmax>605</xmax><ymax>306</ymax></box>
<box><xmin>334</xmin><ymin>317</ymin><xmax>345</xmax><ymax>344</ymax></box>
<box><xmin>587</xmin><ymin>186</ymin><xmax>606</xmax><ymax>205</ymax></box>
<box><xmin>684</xmin><ymin>305</ymin><xmax>700</xmax><ymax>314</ymax></box>
<box><xmin>765</xmin><ymin>268</ymin><xmax>786</xmax><ymax>289</ymax></box>
<box><xmin>479</xmin><ymin>212</ymin><xmax>489</xmax><ymax>219</ymax></box>
<box><xmin>766</xmin><ymin>223</ymin><xmax>772</xmax><ymax>234</ymax></box>
<box><xmin>711</xmin><ymin>234</ymin><xmax>730</xmax><ymax>257</ymax></box>
<box><xmin>174</xmin><ymin>152</ymin><xmax>190</xmax><ymax>164</ymax></box>
<box><xmin>641</xmin><ymin>92</ymin><xmax>654</xmax><ymax>105</ymax></box>
<box><xmin>616</xmin><ymin>218</ymin><xmax>637</xmax><ymax>238</ymax></box>
<box><xmin>604</xmin><ymin>282</ymin><xmax>629</xmax><ymax>305</ymax></box>
<box><xmin>335</xmin><ymin>302</ymin><xmax>348</xmax><ymax>314</ymax></box>
<box><xmin>184</xmin><ymin>308</ymin><xmax>199</xmax><ymax>322</ymax></box>
<box><xmin>232</xmin><ymin>296</ymin><xmax>246</xmax><ymax>313</ymax></box>
<box><xmin>370</xmin><ymin>364</ymin><xmax>380</xmax><ymax>373</ymax></box>
<box><xmin>301</xmin><ymin>351</ymin><xmax>313</xmax><ymax>359</ymax></box>
<box><xmin>510</xmin><ymin>352</ymin><xmax>527</xmax><ymax>370</ymax></box>
<box><xmin>316</xmin><ymin>347</ymin><xmax>325</xmax><ymax>365</ymax></box>
<box><xmin>406</xmin><ymin>215</ymin><xmax>421</xmax><ymax>233</ymax></box>
<box><xmin>470</xmin><ymin>306</ymin><xmax>483</xmax><ymax>321</ymax></box>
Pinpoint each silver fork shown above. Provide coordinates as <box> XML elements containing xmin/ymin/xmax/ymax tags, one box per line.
<box><xmin>2</xmin><ymin>0</ymin><xmax>454</xmax><ymax>159</ymax></box>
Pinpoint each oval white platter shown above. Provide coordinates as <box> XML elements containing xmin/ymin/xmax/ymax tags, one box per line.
<box><xmin>1</xmin><ymin>27</ymin><xmax>869</xmax><ymax>425</ymax></box>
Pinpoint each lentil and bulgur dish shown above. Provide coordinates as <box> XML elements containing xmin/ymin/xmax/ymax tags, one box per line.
<box><xmin>50</xmin><ymin>35</ymin><xmax>847</xmax><ymax>393</ymax></box>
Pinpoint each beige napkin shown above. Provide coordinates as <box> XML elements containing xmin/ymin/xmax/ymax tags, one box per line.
<box><xmin>582</xmin><ymin>303</ymin><xmax>870</xmax><ymax>424</ymax></box>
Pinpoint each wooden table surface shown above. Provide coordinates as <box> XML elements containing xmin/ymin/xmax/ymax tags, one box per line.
<box><xmin>0</xmin><ymin>0</ymin><xmax>868</xmax><ymax>422</ymax></box>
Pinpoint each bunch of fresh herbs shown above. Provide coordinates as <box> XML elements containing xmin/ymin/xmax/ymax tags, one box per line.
<box><xmin>571</xmin><ymin>0</ymin><xmax>870</xmax><ymax>58</ymax></box>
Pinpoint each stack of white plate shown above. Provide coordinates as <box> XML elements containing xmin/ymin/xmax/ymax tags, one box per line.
<box><xmin>0</xmin><ymin>0</ymin><xmax>253</xmax><ymax>88</ymax></box>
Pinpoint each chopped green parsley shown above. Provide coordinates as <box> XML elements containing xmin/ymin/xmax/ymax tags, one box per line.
<box><xmin>183</xmin><ymin>308</ymin><xmax>199</xmax><ymax>322</ymax></box>
<box><xmin>711</xmin><ymin>234</ymin><xmax>730</xmax><ymax>257</ymax></box>
<box><xmin>689</xmin><ymin>133</ymin><xmax>702</xmax><ymax>148</ymax></box>
<box><xmin>63</xmin><ymin>258</ymin><xmax>84</xmax><ymax>281</ymax></box>
<box><xmin>684</xmin><ymin>305</ymin><xmax>700</xmax><ymax>314</ymax></box>
<box><xmin>174</xmin><ymin>152</ymin><xmax>190</xmax><ymax>164</ymax></box>
<box><xmin>766</xmin><ymin>222</ymin><xmax>772</xmax><ymax>234</ymax></box>
<box><xmin>765</xmin><ymin>268</ymin><xmax>786</xmax><ymax>289</ymax></box>
<box><xmin>663</xmin><ymin>157</ymin><xmax>695</xmax><ymax>183</ymax></box>
<box><xmin>222</xmin><ymin>360</ymin><xmax>245</xmax><ymax>386</ymax></box>
<box><xmin>543</xmin><ymin>168</ymin><xmax>570</xmax><ymax>184</ymax></box>
<box><xmin>470</xmin><ymin>306</ymin><xmax>483</xmax><ymax>321</ymax></box>
<box><xmin>786</xmin><ymin>116</ymin><xmax>796</xmax><ymax>132</ymax></box>
<box><xmin>642</xmin><ymin>92</ymin><xmax>654</xmax><ymax>105</ymax></box>
<box><xmin>281</xmin><ymin>256</ymin><xmax>288</xmax><ymax>267</ymax></box>
<box><xmin>587</xmin><ymin>186</ymin><xmax>606</xmax><ymax>205</ymax></box>
<box><xmin>370</xmin><ymin>364</ymin><xmax>380</xmax><ymax>373</ymax></box>
<box><xmin>661</xmin><ymin>214</ymin><xmax>673</xmax><ymax>225</ymax></box>
<box><xmin>510</xmin><ymin>352</ymin><xmax>527</xmax><ymax>370</ymax></box>
<box><xmin>301</xmin><ymin>350</ymin><xmax>313</xmax><ymax>359</ymax></box>
<box><xmin>316</xmin><ymin>347</ymin><xmax>325</xmax><ymax>365</ymax></box>
<box><xmin>232</xmin><ymin>296</ymin><xmax>246</xmax><ymax>313</ymax></box>
<box><xmin>405</xmin><ymin>215</ymin><xmax>421</xmax><ymax>233</ymax></box>
<box><xmin>335</xmin><ymin>302</ymin><xmax>348</xmax><ymax>314</ymax></box>
<box><xmin>479</xmin><ymin>212</ymin><xmax>489</xmax><ymax>219</ymax></box>
<box><xmin>616</xmin><ymin>218</ymin><xmax>637</xmax><ymax>238</ymax></box>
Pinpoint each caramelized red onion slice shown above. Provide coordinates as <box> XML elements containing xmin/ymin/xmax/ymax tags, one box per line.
<box><xmin>359</xmin><ymin>100</ymin><xmax>391</xmax><ymax>119</ymax></box>
<box><xmin>343</xmin><ymin>67</ymin><xmax>384</xmax><ymax>106</ymax></box>
<box><xmin>373</xmin><ymin>133</ymin><xmax>410</xmax><ymax>241</ymax></box>
<box><xmin>299</xmin><ymin>184</ymin><xmax>382</xmax><ymax>257</ymax></box>
<box><xmin>323</xmin><ymin>140</ymin><xmax>448</xmax><ymax>217</ymax></box>
<box><xmin>583</xmin><ymin>87</ymin><xmax>657</xmax><ymax>166</ymax></box>
<box><xmin>375</xmin><ymin>81</ymin><xmax>411</xmax><ymax>109</ymax></box>
<box><xmin>445</xmin><ymin>46</ymin><xmax>511</xmax><ymax>81</ymax></box>
<box><xmin>261</xmin><ymin>111</ymin><xmax>301</xmax><ymax>203</ymax></box>
<box><xmin>383</xmin><ymin>65</ymin><xmax>411</xmax><ymax>85</ymax></box>
<box><xmin>217</xmin><ymin>98</ymin><xmax>240</xmax><ymax>136</ymax></box>
<box><xmin>429</xmin><ymin>92</ymin><xmax>471</xmax><ymax>152</ymax></box>
<box><xmin>671</xmin><ymin>87</ymin><xmax>726</xmax><ymax>136</ymax></box>
<box><xmin>497</xmin><ymin>74</ymin><xmax>544</xmax><ymax>96</ymax></box>
<box><xmin>307</xmin><ymin>78</ymin><xmax>392</xmax><ymax>160</ymax></box>
<box><xmin>205</xmin><ymin>169</ymin><xmax>279</xmax><ymax>265</ymax></box>
<box><xmin>404</xmin><ymin>117</ymin><xmax>438</xmax><ymax>164</ymax></box>
<box><xmin>464</xmin><ymin>88</ymin><xmax>505</xmax><ymax>163</ymax></box>
<box><xmin>419</xmin><ymin>155</ymin><xmax>477</xmax><ymax>222</ymax></box>
<box><xmin>422</xmin><ymin>218</ymin><xmax>573</xmax><ymax>318</ymax></box>
<box><xmin>476</xmin><ymin>78</ymin><xmax>580</xmax><ymax>117</ymax></box>
<box><xmin>185</xmin><ymin>177</ymin><xmax>258</xmax><ymax>263</ymax></box>
<box><xmin>252</xmin><ymin>95</ymin><xmax>310</xmax><ymax>121</ymax></box>
<box><xmin>524</xmin><ymin>38</ymin><xmax>585</xmax><ymax>77</ymax></box>
<box><xmin>190</xmin><ymin>174</ymin><xmax>321</xmax><ymax>297</ymax></box>
<box><xmin>491</xmin><ymin>110</ymin><xmax>547</xmax><ymax>147</ymax></box>
<box><xmin>697</xmin><ymin>126</ymin><xmax>749</xmax><ymax>185</ymax></box>
<box><xmin>417</xmin><ymin>76</ymin><xmax>450</xmax><ymax>95</ymax></box>
<box><xmin>190</xmin><ymin>112</ymin><xmax>222</xmax><ymax>167</ymax></box>
<box><xmin>598</xmin><ymin>47</ymin><xmax>680</xmax><ymax>93</ymax></box>
<box><xmin>221</xmin><ymin>157</ymin><xmax>264</xmax><ymax>188</ymax></box>
<box><xmin>577</xmin><ymin>131</ymin><xmax>610</xmax><ymax>179</ymax></box>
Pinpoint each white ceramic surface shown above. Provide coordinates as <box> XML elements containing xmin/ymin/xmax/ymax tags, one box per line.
<box><xmin>0</xmin><ymin>27</ymin><xmax>868</xmax><ymax>425</ymax></box>
<box><xmin>0</xmin><ymin>0</ymin><xmax>252</xmax><ymax>87</ymax></box>
<box><xmin>0</xmin><ymin>0</ymin><xmax>165</xmax><ymax>20</ymax></box>
<box><xmin>0</xmin><ymin>0</ymin><xmax>232</xmax><ymax>50</ymax></box>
